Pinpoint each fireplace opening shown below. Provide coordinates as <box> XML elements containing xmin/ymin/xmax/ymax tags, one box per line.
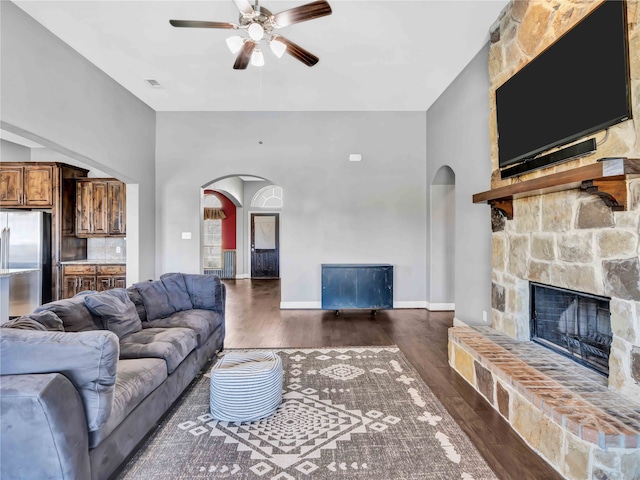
<box><xmin>530</xmin><ymin>282</ymin><xmax>611</xmax><ymax>376</ymax></box>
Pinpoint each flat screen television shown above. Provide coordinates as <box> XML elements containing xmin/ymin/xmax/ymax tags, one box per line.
<box><xmin>496</xmin><ymin>0</ymin><xmax>632</xmax><ymax>173</ymax></box>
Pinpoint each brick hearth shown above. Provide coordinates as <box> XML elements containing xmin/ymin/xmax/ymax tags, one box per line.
<box><xmin>449</xmin><ymin>326</ymin><xmax>640</xmax><ymax>479</ymax></box>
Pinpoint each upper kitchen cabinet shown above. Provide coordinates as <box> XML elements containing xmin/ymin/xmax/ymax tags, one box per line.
<box><xmin>0</xmin><ymin>163</ymin><xmax>54</xmax><ymax>207</ymax></box>
<box><xmin>76</xmin><ymin>179</ymin><xmax>126</xmax><ymax>237</ymax></box>
<box><xmin>107</xmin><ymin>181</ymin><xmax>126</xmax><ymax>235</ymax></box>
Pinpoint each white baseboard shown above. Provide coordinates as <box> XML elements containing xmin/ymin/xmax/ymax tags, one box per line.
<box><xmin>393</xmin><ymin>301</ymin><xmax>428</xmax><ymax>309</ymax></box>
<box><xmin>235</xmin><ymin>273</ymin><xmax>249</xmax><ymax>279</ymax></box>
<box><xmin>427</xmin><ymin>303</ymin><xmax>455</xmax><ymax>311</ymax></box>
<box><xmin>280</xmin><ymin>301</ymin><xmax>322</xmax><ymax>309</ymax></box>
<box><xmin>280</xmin><ymin>301</ymin><xmax>430</xmax><ymax>310</ymax></box>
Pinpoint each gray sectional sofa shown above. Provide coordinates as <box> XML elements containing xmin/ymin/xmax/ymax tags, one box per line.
<box><xmin>0</xmin><ymin>273</ymin><xmax>226</xmax><ymax>480</ymax></box>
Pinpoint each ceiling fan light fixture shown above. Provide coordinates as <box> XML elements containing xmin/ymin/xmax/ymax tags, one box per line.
<box><xmin>251</xmin><ymin>48</ymin><xmax>265</xmax><ymax>67</ymax></box>
<box><xmin>269</xmin><ymin>38</ymin><xmax>287</xmax><ymax>58</ymax></box>
<box><xmin>226</xmin><ymin>35</ymin><xmax>245</xmax><ymax>54</ymax></box>
<box><xmin>247</xmin><ymin>22</ymin><xmax>265</xmax><ymax>41</ymax></box>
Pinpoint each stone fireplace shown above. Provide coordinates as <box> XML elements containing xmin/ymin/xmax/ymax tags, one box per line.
<box><xmin>491</xmin><ymin>187</ymin><xmax>640</xmax><ymax>397</ymax></box>
<box><xmin>488</xmin><ymin>0</ymin><xmax>640</xmax><ymax>399</ymax></box>
<box><xmin>449</xmin><ymin>1</ymin><xmax>640</xmax><ymax>478</ymax></box>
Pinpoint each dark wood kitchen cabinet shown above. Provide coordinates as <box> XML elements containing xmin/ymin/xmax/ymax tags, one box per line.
<box><xmin>107</xmin><ymin>181</ymin><xmax>126</xmax><ymax>235</ymax></box>
<box><xmin>62</xmin><ymin>264</ymin><xmax>126</xmax><ymax>298</ymax></box>
<box><xmin>0</xmin><ymin>163</ymin><xmax>54</xmax><ymax>207</ymax></box>
<box><xmin>96</xmin><ymin>264</ymin><xmax>126</xmax><ymax>292</ymax></box>
<box><xmin>62</xmin><ymin>264</ymin><xmax>97</xmax><ymax>298</ymax></box>
<box><xmin>76</xmin><ymin>179</ymin><xmax>126</xmax><ymax>237</ymax></box>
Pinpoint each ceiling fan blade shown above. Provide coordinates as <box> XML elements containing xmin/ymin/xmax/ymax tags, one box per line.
<box><xmin>170</xmin><ymin>20</ymin><xmax>237</xmax><ymax>29</ymax></box>
<box><xmin>233</xmin><ymin>40</ymin><xmax>256</xmax><ymax>70</ymax></box>
<box><xmin>272</xmin><ymin>0</ymin><xmax>332</xmax><ymax>28</ymax></box>
<box><xmin>276</xmin><ymin>36</ymin><xmax>319</xmax><ymax>66</ymax></box>
<box><xmin>233</xmin><ymin>0</ymin><xmax>255</xmax><ymax>16</ymax></box>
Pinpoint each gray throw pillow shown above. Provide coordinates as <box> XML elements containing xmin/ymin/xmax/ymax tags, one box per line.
<box><xmin>160</xmin><ymin>273</ymin><xmax>193</xmax><ymax>311</ymax></box>
<box><xmin>35</xmin><ymin>296</ymin><xmax>100</xmax><ymax>332</ymax></box>
<box><xmin>133</xmin><ymin>280</ymin><xmax>176</xmax><ymax>321</ymax></box>
<box><xmin>2</xmin><ymin>311</ymin><xmax>64</xmax><ymax>331</ymax></box>
<box><xmin>182</xmin><ymin>274</ymin><xmax>223</xmax><ymax>311</ymax></box>
<box><xmin>84</xmin><ymin>288</ymin><xmax>141</xmax><ymax>339</ymax></box>
<box><xmin>126</xmin><ymin>287</ymin><xmax>147</xmax><ymax>322</ymax></box>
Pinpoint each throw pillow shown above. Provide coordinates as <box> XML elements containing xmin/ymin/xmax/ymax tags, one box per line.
<box><xmin>35</xmin><ymin>296</ymin><xmax>100</xmax><ymax>332</ymax></box>
<box><xmin>133</xmin><ymin>280</ymin><xmax>176</xmax><ymax>321</ymax></box>
<box><xmin>2</xmin><ymin>311</ymin><xmax>64</xmax><ymax>331</ymax></box>
<box><xmin>160</xmin><ymin>273</ymin><xmax>193</xmax><ymax>311</ymax></box>
<box><xmin>182</xmin><ymin>274</ymin><xmax>223</xmax><ymax>311</ymax></box>
<box><xmin>126</xmin><ymin>287</ymin><xmax>147</xmax><ymax>322</ymax></box>
<box><xmin>84</xmin><ymin>288</ymin><xmax>141</xmax><ymax>339</ymax></box>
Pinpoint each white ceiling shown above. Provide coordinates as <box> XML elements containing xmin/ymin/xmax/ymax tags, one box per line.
<box><xmin>14</xmin><ymin>0</ymin><xmax>507</xmax><ymax>112</ymax></box>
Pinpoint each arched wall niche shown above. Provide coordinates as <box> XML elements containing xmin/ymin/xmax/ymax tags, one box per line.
<box><xmin>429</xmin><ymin>165</ymin><xmax>455</xmax><ymax>310</ymax></box>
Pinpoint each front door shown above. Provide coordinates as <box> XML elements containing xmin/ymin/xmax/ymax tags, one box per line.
<box><xmin>251</xmin><ymin>213</ymin><xmax>279</xmax><ymax>278</ymax></box>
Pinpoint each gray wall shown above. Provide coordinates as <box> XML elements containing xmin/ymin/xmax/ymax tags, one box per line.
<box><xmin>1</xmin><ymin>139</ymin><xmax>30</xmax><ymax>161</ymax></box>
<box><xmin>426</xmin><ymin>44</ymin><xmax>493</xmax><ymax>325</ymax></box>
<box><xmin>156</xmin><ymin>112</ymin><xmax>428</xmax><ymax>307</ymax></box>
<box><xmin>1</xmin><ymin>1</ymin><xmax>157</xmax><ymax>282</ymax></box>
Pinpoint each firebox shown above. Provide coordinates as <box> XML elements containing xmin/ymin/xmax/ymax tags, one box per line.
<box><xmin>530</xmin><ymin>282</ymin><xmax>612</xmax><ymax>376</ymax></box>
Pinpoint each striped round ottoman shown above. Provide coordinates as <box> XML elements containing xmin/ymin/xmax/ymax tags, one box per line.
<box><xmin>209</xmin><ymin>351</ymin><xmax>283</xmax><ymax>423</ymax></box>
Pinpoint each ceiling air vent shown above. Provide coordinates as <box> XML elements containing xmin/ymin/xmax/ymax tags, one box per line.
<box><xmin>144</xmin><ymin>79</ymin><xmax>163</xmax><ymax>88</ymax></box>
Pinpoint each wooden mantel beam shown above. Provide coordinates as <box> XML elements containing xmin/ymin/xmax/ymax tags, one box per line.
<box><xmin>473</xmin><ymin>158</ymin><xmax>640</xmax><ymax>215</ymax></box>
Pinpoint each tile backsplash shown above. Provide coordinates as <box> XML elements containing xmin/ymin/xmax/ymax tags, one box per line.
<box><xmin>87</xmin><ymin>237</ymin><xmax>126</xmax><ymax>261</ymax></box>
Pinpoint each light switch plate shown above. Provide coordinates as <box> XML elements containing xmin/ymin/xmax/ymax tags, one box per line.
<box><xmin>181</xmin><ymin>232</ymin><xmax>191</xmax><ymax>240</ymax></box>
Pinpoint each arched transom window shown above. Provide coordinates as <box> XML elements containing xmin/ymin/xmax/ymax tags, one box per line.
<box><xmin>251</xmin><ymin>185</ymin><xmax>283</xmax><ymax>208</ymax></box>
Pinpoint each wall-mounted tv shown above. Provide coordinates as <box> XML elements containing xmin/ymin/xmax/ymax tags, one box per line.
<box><xmin>496</xmin><ymin>0</ymin><xmax>632</xmax><ymax>175</ymax></box>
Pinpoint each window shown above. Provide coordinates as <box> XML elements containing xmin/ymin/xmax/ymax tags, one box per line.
<box><xmin>251</xmin><ymin>185</ymin><xmax>283</xmax><ymax>208</ymax></box>
<box><xmin>203</xmin><ymin>193</ymin><xmax>224</xmax><ymax>269</ymax></box>
<box><xmin>203</xmin><ymin>219</ymin><xmax>222</xmax><ymax>269</ymax></box>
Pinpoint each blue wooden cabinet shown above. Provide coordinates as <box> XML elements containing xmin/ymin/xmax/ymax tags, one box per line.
<box><xmin>321</xmin><ymin>264</ymin><xmax>393</xmax><ymax>312</ymax></box>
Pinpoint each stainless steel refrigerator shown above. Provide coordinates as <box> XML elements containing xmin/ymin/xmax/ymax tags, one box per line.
<box><xmin>0</xmin><ymin>210</ymin><xmax>52</xmax><ymax>317</ymax></box>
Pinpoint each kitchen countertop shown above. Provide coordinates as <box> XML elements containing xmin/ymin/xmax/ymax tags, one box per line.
<box><xmin>0</xmin><ymin>268</ymin><xmax>40</xmax><ymax>278</ymax></box>
<box><xmin>60</xmin><ymin>260</ymin><xmax>126</xmax><ymax>265</ymax></box>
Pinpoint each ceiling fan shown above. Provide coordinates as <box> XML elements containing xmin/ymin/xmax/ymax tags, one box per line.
<box><xmin>169</xmin><ymin>0</ymin><xmax>332</xmax><ymax>70</ymax></box>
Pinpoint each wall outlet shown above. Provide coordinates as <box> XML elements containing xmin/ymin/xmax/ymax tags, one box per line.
<box><xmin>181</xmin><ymin>232</ymin><xmax>192</xmax><ymax>240</ymax></box>
<box><xmin>482</xmin><ymin>310</ymin><xmax>488</xmax><ymax>322</ymax></box>
<box><xmin>116</xmin><ymin>246</ymin><xmax>121</xmax><ymax>254</ymax></box>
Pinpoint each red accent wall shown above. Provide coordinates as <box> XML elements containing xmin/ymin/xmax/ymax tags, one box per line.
<box><xmin>204</xmin><ymin>190</ymin><xmax>236</xmax><ymax>250</ymax></box>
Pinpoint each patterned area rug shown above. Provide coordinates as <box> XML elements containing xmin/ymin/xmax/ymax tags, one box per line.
<box><xmin>117</xmin><ymin>347</ymin><xmax>498</xmax><ymax>480</ymax></box>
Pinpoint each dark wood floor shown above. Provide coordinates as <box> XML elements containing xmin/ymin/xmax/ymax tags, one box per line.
<box><xmin>223</xmin><ymin>279</ymin><xmax>564</xmax><ymax>480</ymax></box>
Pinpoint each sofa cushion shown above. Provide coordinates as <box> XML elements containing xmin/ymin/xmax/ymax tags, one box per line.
<box><xmin>182</xmin><ymin>274</ymin><xmax>224</xmax><ymax>312</ymax></box>
<box><xmin>88</xmin><ymin>357</ymin><xmax>167</xmax><ymax>449</ymax></box>
<box><xmin>0</xmin><ymin>329</ymin><xmax>119</xmax><ymax>432</ymax></box>
<box><xmin>142</xmin><ymin>309</ymin><xmax>223</xmax><ymax>347</ymax></box>
<box><xmin>126</xmin><ymin>287</ymin><xmax>147</xmax><ymax>322</ymax></box>
<box><xmin>133</xmin><ymin>280</ymin><xmax>176</xmax><ymax>321</ymax></box>
<box><xmin>2</xmin><ymin>311</ymin><xmax>64</xmax><ymax>331</ymax></box>
<box><xmin>83</xmin><ymin>289</ymin><xmax>141</xmax><ymax>339</ymax></box>
<box><xmin>119</xmin><ymin>327</ymin><xmax>197</xmax><ymax>374</ymax></box>
<box><xmin>35</xmin><ymin>296</ymin><xmax>101</xmax><ymax>332</ymax></box>
<box><xmin>160</xmin><ymin>273</ymin><xmax>193</xmax><ymax>312</ymax></box>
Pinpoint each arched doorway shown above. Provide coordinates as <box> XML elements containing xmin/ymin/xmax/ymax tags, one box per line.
<box><xmin>201</xmin><ymin>175</ymin><xmax>282</xmax><ymax>279</ymax></box>
<box><xmin>430</xmin><ymin>166</ymin><xmax>455</xmax><ymax>310</ymax></box>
